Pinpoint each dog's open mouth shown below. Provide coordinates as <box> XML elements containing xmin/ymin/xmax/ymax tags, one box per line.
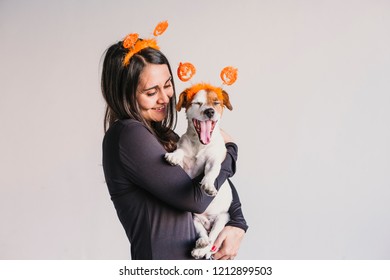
<box><xmin>192</xmin><ymin>119</ymin><xmax>217</xmax><ymax>145</ymax></box>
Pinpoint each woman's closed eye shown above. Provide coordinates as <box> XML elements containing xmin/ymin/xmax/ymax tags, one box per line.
<box><xmin>146</xmin><ymin>91</ymin><xmax>157</xmax><ymax>97</ymax></box>
<box><xmin>164</xmin><ymin>78</ymin><xmax>173</xmax><ymax>89</ymax></box>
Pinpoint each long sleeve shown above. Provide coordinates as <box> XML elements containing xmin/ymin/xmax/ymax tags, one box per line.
<box><xmin>103</xmin><ymin>119</ymin><xmax>236</xmax><ymax>214</ymax></box>
<box><xmin>226</xmin><ymin>179</ymin><xmax>249</xmax><ymax>232</ymax></box>
<box><xmin>219</xmin><ymin>143</ymin><xmax>248</xmax><ymax>232</ymax></box>
<box><xmin>214</xmin><ymin>142</ymin><xmax>237</xmax><ymax>186</ymax></box>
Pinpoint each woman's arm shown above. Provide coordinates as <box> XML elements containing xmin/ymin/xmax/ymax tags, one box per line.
<box><xmin>116</xmin><ymin>121</ymin><xmax>237</xmax><ymax>213</ymax></box>
<box><xmin>226</xmin><ymin>179</ymin><xmax>248</xmax><ymax>231</ymax></box>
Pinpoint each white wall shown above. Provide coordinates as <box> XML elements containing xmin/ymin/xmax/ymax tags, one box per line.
<box><xmin>1</xmin><ymin>0</ymin><xmax>389</xmax><ymax>259</ymax></box>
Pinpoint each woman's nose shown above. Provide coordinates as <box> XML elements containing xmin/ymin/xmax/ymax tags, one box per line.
<box><xmin>158</xmin><ymin>89</ymin><xmax>170</xmax><ymax>103</ymax></box>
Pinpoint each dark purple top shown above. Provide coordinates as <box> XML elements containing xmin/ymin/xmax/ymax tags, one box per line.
<box><xmin>102</xmin><ymin>119</ymin><xmax>248</xmax><ymax>259</ymax></box>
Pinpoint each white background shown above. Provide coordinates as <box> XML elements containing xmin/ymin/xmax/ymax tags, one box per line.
<box><xmin>1</xmin><ymin>0</ymin><xmax>389</xmax><ymax>259</ymax></box>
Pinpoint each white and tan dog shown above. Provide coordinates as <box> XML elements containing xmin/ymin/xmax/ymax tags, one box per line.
<box><xmin>165</xmin><ymin>84</ymin><xmax>233</xmax><ymax>259</ymax></box>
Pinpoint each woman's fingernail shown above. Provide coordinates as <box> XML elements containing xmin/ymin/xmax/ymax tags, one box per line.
<box><xmin>211</xmin><ymin>246</ymin><xmax>217</xmax><ymax>252</ymax></box>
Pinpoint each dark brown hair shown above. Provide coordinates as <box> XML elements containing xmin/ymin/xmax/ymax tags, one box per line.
<box><xmin>101</xmin><ymin>42</ymin><xmax>178</xmax><ymax>151</ymax></box>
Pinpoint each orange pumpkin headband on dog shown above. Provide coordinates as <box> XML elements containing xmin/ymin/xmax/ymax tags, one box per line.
<box><xmin>122</xmin><ymin>21</ymin><xmax>168</xmax><ymax>66</ymax></box>
<box><xmin>177</xmin><ymin>62</ymin><xmax>238</xmax><ymax>102</ymax></box>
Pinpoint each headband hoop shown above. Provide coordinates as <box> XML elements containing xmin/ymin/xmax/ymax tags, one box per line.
<box><xmin>122</xmin><ymin>21</ymin><xmax>168</xmax><ymax>66</ymax></box>
<box><xmin>177</xmin><ymin>62</ymin><xmax>238</xmax><ymax>100</ymax></box>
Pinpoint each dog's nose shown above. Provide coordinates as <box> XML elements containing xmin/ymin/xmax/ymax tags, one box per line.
<box><xmin>204</xmin><ymin>108</ymin><xmax>215</xmax><ymax>118</ymax></box>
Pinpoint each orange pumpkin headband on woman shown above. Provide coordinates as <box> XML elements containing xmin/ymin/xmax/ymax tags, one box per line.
<box><xmin>122</xmin><ymin>20</ymin><xmax>168</xmax><ymax>66</ymax></box>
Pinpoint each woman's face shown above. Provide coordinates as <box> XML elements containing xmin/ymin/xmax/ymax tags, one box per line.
<box><xmin>136</xmin><ymin>64</ymin><xmax>174</xmax><ymax>122</ymax></box>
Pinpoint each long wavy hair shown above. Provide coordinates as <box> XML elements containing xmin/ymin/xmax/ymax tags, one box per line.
<box><xmin>101</xmin><ymin>42</ymin><xmax>178</xmax><ymax>152</ymax></box>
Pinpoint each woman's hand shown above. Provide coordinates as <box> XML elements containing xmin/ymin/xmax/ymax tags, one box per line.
<box><xmin>211</xmin><ymin>226</ymin><xmax>245</xmax><ymax>260</ymax></box>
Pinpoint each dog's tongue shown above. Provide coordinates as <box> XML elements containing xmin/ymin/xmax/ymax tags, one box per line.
<box><xmin>200</xmin><ymin>120</ymin><xmax>213</xmax><ymax>145</ymax></box>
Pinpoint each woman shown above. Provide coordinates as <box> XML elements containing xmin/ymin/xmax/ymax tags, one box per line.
<box><xmin>101</xmin><ymin>39</ymin><xmax>248</xmax><ymax>259</ymax></box>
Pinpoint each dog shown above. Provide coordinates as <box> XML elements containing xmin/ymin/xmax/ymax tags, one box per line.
<box><xmin>165</xmin><ymin>84</ymin><xmax>233</xmax><ymax>259</ymax></box>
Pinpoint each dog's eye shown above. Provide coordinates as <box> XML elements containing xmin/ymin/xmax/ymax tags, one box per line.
<box><xmin>192</xmin><ymin>102</ymin><xmax>202</xmax><ymax>106</ymax></box>
<box><xmin>214</xmin><ymin>101</ymin><xmax>221</xmax><ymax>106</ymax></box>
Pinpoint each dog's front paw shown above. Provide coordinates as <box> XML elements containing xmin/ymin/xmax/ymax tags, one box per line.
<box><xmin>191</xmin><ymin>248</ymin><xmax>207</xmax><ymax>259</ymax></box>
<box><xmin>192</xmin><ymin>245</ymin><xmax>212</xmax><ymax>259</ymax></box>
<box><xmin>164</xmin><ymin>152</ymin><xmax>183</xmax><ymax>167</ymax></box>
<box><xmin>200</xmin><ymin>178</ymin><xmax>218</xmax><ymax>196</ymax></box>
<box><xmin>195</xmin><ymin>237</ymin><xmax>210</xmax><ymax>249</ymax></box>
<box><xmin>191</xmin><ymin>237</ymin><xmax>212</xmax><ymax>259</ymax></box>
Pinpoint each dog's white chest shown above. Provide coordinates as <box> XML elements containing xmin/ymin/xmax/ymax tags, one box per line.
<box><xmin>181</xmin><ymin>145</ymin><xmax>216</xmax><ymax>178</ymax></box>
<box><xmin>200</xmin><ymin>181</ymin><xmax>232</xmax><ymax>215</ymax></box>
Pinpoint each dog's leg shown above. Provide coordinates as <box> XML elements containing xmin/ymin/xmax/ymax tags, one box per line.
<box><xmin>200</xmin><ymin>159</ymin><xmax>222</xmax><ymax>196</ymax></box>
<box><xmin>192</xmin><ymin>213</ymin><xmax>230</xmax><ymax>259</ymax></box>
<box><xmin>164</xmin><ymin>149</ymin><xmax>184</xmax><ymax>168</ymax></box>
<box><xmin>192</xmin><ymin>215</ymin><xmax>212</xmax><ymax>259</ymax></box>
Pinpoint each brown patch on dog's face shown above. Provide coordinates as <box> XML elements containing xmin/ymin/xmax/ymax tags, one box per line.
<box><xmin>183</xmin><ymin>89</ymin><xmax>233</xmax><ymax>145</ymax></box>
<box><xmin>176</xmin><ymin>89</ymin><xmax>233</xmax><ymax>112</ymax></box>
<box><xmin>222</xmin><ymin>90</ymin><xmax>233</xmax><ymax>111</ymax></box>
<box><xmin>206</xmin><ymin>90</ymin><xmax>224</xmax><ymax>116</ymax></box>
<box><xmin>176</xmin><ymin>90</ymin><xmax>189</xmax><ymax>111</ymax></box>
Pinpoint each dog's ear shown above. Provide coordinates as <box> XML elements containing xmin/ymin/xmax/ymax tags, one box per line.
<box><xmin>222</xmin><ymin>90</ymin><xmax>233</xmax><ymax>110</ymax></box>
<box><xmin>176</xmin><ymin>90</ymin><xmax>188</xmax><ymax>111</ymax></box>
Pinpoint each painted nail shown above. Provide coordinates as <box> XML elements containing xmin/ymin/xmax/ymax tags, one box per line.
<box><xmin>211</xmin><ymin>246</ymin><xmax>217</xmax><ymax>252</ymax></box>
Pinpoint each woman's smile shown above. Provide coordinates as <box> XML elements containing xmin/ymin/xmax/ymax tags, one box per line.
<box><xmin>136</xmin><ymin>64</ymin><xmax>173</xmax><ymax>122</ymax></box>
<box><xmin>152</xmin><ymin>105</ymin><xmax>166</xmax><ymax>111</ymax></box>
